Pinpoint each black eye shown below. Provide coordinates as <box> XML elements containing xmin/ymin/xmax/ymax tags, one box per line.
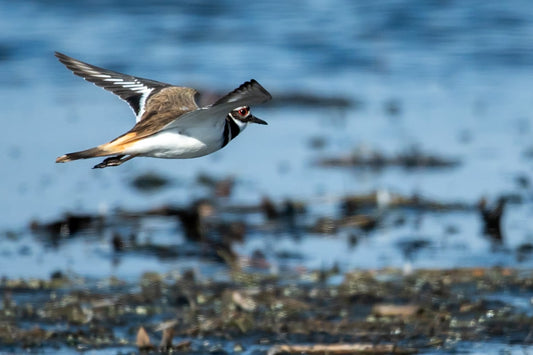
<box><xmin>238</xmin><ymin>107</ymin><xmax>248</xmax><ymax>116</ymax></box>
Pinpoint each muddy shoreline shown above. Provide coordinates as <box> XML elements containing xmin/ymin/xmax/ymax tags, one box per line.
<box><xmin>1</xmin><ymin>266</ymin><xmax>532</xmax><ymax>353</ymax></box>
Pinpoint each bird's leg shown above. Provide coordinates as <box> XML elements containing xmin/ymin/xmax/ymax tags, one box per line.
<box><xmin>93</xmin><ymin>155</ymin><xmax>135</xmax><ymax>169</ymax></box>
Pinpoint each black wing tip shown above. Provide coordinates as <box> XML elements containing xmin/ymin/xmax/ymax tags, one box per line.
<box><xmin>212</xmin><ymin>79</ymin><xmax>273</xmax><ymax>107</ymax></box>
<box><xmin>54</xmin><ymin>51</ymin><xmax>73</xmax><ymax>63</ymax></box>
<box><xmin>54</xmin><ymin>51</ymin><xmax>85</xmax><ymax>70</ymax></box>
<box><xmin>243</xmin><ymin>79</ymin><xmax>273</xmax><ymax>101</ymax></box>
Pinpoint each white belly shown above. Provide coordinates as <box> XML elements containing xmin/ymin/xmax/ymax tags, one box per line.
<box><xmin>124</xmin><ymin>125</ymin><xmax>225</xmax><ymax>159</ymax></box>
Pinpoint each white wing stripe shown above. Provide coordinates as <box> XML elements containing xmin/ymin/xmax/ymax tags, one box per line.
<box><xmin>136</xmin><ymin>88</ymin><xmax>154</xmax><ymax>122</ymax></box>
<box><xmin>99</xmin><ymin>78</ymin><xmax>148</xmax><ymax>90</ymax></box>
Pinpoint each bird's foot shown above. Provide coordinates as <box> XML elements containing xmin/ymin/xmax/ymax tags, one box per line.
<box><xmin>93</xmin><ymin>155</ymin><xmax>128</xmax><ymax>169</ymax></box>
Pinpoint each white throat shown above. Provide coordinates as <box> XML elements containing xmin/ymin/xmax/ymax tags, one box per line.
<box><xmin>227</xmin><ymin>112</ymin><xmax>248</xmax><ymax>131</ymax></box>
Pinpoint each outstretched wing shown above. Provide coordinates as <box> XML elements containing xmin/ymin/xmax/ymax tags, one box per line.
<box><xmin>55</xmin><ymin>52</ymin><xmax>172</xmax><ymax>122</ymax></box>
<box><xmin>162</xmin><ymin>79</ymin><xmax>272</xmax><ymax>131</ymax></box>
<box><xmin>212</xmin><ymin>79</ymin><xmax>272</xmax><ymax>108</ymax></box>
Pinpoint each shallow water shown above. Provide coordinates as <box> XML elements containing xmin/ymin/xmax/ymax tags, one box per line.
<box><xmin>2</xmin><ymin>1</ymin><xmax>533</xmax><ymax>353</ymax></box>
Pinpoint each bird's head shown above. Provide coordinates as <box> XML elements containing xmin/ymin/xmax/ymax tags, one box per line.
<box><xmin>228</xmin><ymin>106</ymin><xmax>267</xmax><ymax>127</ymax></box>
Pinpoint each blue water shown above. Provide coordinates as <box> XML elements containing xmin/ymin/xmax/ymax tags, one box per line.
<box><xmin>2</xmin><ymin>0</ymin><xmax>533</xmax><ymax>280</ymax></box>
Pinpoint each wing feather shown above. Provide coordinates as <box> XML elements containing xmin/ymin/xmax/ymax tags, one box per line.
<box><xmin>126</xmin><ymin>86</ymin><xmax>200</xmax><ymax>139</ymax></box>
<box><xmin>55</xmin><ymin>52</ymin><xmax>172</xmax><ymax>122</ymax></box>
<box><xmin>212</xmin><ymin>79</ymin><xmax>272</xmax><ymax>107</ymax></box>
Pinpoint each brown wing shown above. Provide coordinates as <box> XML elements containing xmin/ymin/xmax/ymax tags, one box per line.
<box><xmin>106</xmin><ymin>86</ymin><xmax>200</xmax><ymax>147</ymax></box>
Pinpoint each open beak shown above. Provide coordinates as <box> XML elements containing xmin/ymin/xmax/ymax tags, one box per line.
<box><xmin>249</xmin><ymin>115</ymin><xmax>268</xmax><ymax>125</ymax></box>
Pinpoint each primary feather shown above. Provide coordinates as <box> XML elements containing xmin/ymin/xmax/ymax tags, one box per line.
<box><xmin>55</xmin><ymin>52</ymin><xmax>171</xmax><ymax>121</ymax></box>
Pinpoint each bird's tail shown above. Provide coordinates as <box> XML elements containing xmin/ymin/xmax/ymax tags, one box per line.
<box><xmin>56</xmin><ymin>132</ymin><xmax>139</xmax><ymax>163</ymax></box>
<box><xmin>56</xmin><ymin>146</ymin><xmax>110</xmax><ymax>163</ymax></box>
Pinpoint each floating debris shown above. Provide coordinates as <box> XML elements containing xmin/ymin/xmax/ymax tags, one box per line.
<box><xmin>259</xmin><ymin>196</ymin><xmax>306</xmax><ymax>222</ymax></box>
<box><xmin>308</xmin><ymin>136</ymin><xmax>328</xmax><ymax>150</ymax></box>
<box><xmin>196</xmin><ymin>172</ymin><xmax>235</xmax><ymax>197</ymax></box>
<box><xmin>397</xmin><ymin>239</ymin><xmax>431</xmax><ymax>259</ymax></box>
<box><xmin>267</xmin><ymin>92</ymin><xmax>356</xmax><ymax>109</ymax></box>
<box><xmin>30</xmin><ymin>213</ymin><xmax>103</xmax><ymax>241</ymax></box>
<box><xmin>25</xmin><ymin>190</ymin><xmax>480</xmax><ymax>262</ymax></box>
<box><xmin>341</xmin><ymin>191</ymin><xmax>471</xmax><ymax>215</ymax></box>
<box><xmin>268</xmin><ymin>343</ymin><xmax>417</xmax><ymax>355</ymax></box>
<box><xmin>231</xmin><ymin>290</ymin><xmax>257</xmax><ymax>312</ymax></box>
<box><xmin>310</xmin><ymin>215</ymin><xmax>377</xmax><ymax>234</ymax></box>
<box><xmin>111</xmin><ymin>233</ymin><xmax>124</xmax><ymax>252</ymax></box>
<box><xmin>517</xmin><ymin>243</ymin><xmax>533</xmax><ymax>262</ymax></box>
<box><xmin>156</xmin><ymin>320</ymin><xmax>177</xmax><ymax>349</ymax></box>
<box><xmin>130</xmin><ymin>172</ymin><xmax>171</xmax><ymax>193</ymax></box>
<box><xmin>318</xmin><ymin>147</ymin><xmax>460</xmax><ymax>169</ymax></box>
<box><xmin>371</xmin><ymin>304</ymin><xmax>422</xmax><ymax>318</ymax></box>
<box><xmin>384</xmin><ymin>98</ymin><xmax>402</xmax><ymax>117</ymax></box>
<box><xmin>478</xmin><ymin>196</ymin><xmax>506</xmax><ymax>242</ymax></box>
<box><xmin>514</xmin><ymin>174</ymin><xmax>530</xmax><ymax>189</ymax></box>
<box><xmin>136</xmin><ymin>326</ymin><xmax>154</xmax><ymax>351</ymax></box>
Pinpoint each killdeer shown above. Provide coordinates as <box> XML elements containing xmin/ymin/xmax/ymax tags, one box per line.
<box><xmin>54</xmin><ymin>52</ymin><xmax>272</xmax><ymax>169</ymax></box>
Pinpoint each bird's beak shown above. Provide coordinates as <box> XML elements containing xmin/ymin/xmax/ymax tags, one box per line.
<box><xmin>249</xmin><ymin>115</ymin><xmax>268</xmax><ymax>125</ymax></box>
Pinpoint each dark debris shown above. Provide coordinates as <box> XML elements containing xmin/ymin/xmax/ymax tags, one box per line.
<box><xmin>318</xmin><ymin>147</ymin><xmax>460</xmax><ymax>169</ymax></box>
<box><xmin>1</xmin><ymin>267</ymin><xmax>532</xmax><ymax>353</ymax></box>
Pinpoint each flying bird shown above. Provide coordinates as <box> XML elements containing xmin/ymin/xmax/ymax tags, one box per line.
<box><xmin>54</xmin><ymin>52</ymin><xmax>272</xmax><ymax>168</ymax></box>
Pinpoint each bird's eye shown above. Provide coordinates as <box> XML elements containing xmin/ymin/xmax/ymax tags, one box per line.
<box><xmin>238</xmin><ymin>107</ymin><xmax>249</xmax><ymax>116</ymax></box>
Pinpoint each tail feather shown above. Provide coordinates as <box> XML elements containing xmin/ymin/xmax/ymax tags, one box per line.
<box><xmin>56</xmin><ymin>132</ymin><xmax>138</xmax><ymax>163</ymax></box>
<box><xmin>56</xmin><ymin>146</ymin><xmax>109</xmax><ymax>163</ymax></box>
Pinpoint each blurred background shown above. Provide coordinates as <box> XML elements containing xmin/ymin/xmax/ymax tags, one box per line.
<box><xmin>2</xmin><ymin>0</ymin><xmax>533</xmax><ymax>279</ymax></box>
